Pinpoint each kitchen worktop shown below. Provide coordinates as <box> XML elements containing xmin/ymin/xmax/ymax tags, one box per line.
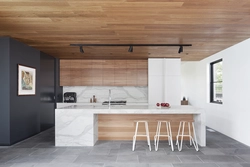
<box><xmin>59</xmin><ymin>104</ymin><xmax>203</xmax><ymax>114</ymax></box>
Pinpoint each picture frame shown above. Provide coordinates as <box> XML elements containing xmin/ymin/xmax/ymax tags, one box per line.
<box><xmin>18</xmin><ymin>64</ymin><xmax>36</xmax><ymax>95</ymax></box>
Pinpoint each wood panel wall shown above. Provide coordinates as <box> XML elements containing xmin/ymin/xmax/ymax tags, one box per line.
<box><xmin>60</xmin><ymin>59</ymin><xmax>148</xmax><ymax>86</ymax></box>
<box><xmin>98</xmin><ymin>114</ymin><xmax>194</xmax><ymax>141</ymax></box>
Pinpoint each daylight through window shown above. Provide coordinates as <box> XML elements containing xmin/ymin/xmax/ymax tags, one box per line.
<box><xmin>210</xmin><ymin>59</ymin><xmax>223</xmax><ymax>104</ymax></box>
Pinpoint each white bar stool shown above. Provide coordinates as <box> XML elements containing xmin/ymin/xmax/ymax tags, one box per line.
<box><xmin>132</xmin><ymin>120</ymin><xmax>151</xmax><ymax>151</ymax></box>
<box><xmin>176</xmin><ymin>121</ymin><xmax>199</xmax><ymax>151</ymax></box>
<box><xmin>154</xmin><ymin>120</ymin><xmax>174</xmax><ymax>151</ymax></box>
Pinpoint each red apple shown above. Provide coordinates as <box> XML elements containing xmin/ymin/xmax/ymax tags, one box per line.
<box><xmin>156</xmin><ymin>103</ymin><xmax>160</xmax><ymax>106</ymax></box>
<box><xmin>165</xmin><ymin>103</ymin><xmax>170</xmax><ymax>107</ymax></box>
<box><xmin>161</xmin><ymin>103</ymin><xmax>165</xmax><ymax>106</ymax></box>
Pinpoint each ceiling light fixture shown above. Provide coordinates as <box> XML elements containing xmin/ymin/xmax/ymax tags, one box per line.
<box><xmin>79</xmin><ymin>46</ymin><xmax>84</xmax><ymax>53</ymax></box>
<box><xmin>178</xmin><ymin>46</ymin><xmax>183</xmax><ymax>54</ymax></box>
<box><xmin>70</xmin><ymin>44</ymin><xmax>192</xmax><ymax>54</ymax></box>
<box><xmin>128</xmin><ymin>46</ymin><xmax>133</xmax><ymax>52</ymax></box>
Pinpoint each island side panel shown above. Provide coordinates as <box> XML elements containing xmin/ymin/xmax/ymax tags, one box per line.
<box><xmin>55</xmin><ymin>109</ymin><xmax>95</xmax><ymax>146</ymax></box>
<box><xmin>193</xmin><ymin>109</ymin><xmax>206</xmax><ymax>146</ymax></box>
<box><xmin>98</xmin><ymin>114</ymin><xmax>194</xmax><ymax>141</ymax></box>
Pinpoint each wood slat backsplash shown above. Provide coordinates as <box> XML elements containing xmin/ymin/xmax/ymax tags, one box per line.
<box><xmin>60</xmin><ymin>59</ymin><xmax>148</xmax><ymax>86</ymax></box>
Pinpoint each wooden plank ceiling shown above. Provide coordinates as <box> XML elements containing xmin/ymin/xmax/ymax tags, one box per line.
<box><xmin>0</xmin><ymin>0</ymin><xmax>250</xmax><ymax>61</ymax></box>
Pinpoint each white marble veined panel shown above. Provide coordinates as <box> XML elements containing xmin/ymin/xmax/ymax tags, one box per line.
<box><xmin>63</xmin><ymin>86</ymin><xmax>148</xmax><ymax>103</ymax></box>
<box><xmin>56</xmin><ymin>109</ymin><xmax>96</xmax><ymax>146</ymax></box>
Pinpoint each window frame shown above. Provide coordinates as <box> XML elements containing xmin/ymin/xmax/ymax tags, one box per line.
<box><xmin>210</xmin><ymin>59</ymin><xmax>223</xmax><ymax>104</ymax></box>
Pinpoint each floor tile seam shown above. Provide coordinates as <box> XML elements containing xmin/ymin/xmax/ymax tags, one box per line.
<box><xmin>196</xmin><ymin>155</ymin><xmax>205</xmax><ymax>163</ymax></box>
<box><xmin>214</xmin><ymin>162</ymin><xmax>221</xmax><ymax>167</ymax></box>
<box><xmin>176</xmin><ymin>155</ymin><xmax>182</xmax><ymax>163</ymax></box>
<box><xmin>235</xmin><ymin>155</ymin><xmax>248</xmax><ymax>162</ymax></box>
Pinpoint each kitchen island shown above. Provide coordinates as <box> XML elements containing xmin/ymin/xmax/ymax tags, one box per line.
<box><xmin>55</xmin><ymin>105</ymin><xmax>206</xmax><ymax>147</ymax></box>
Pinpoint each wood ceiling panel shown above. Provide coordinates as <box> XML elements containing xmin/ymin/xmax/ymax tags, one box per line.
<box><xmin>0</xmin><ymin>0</ymin><xmax>250</xmax><ymax>61</ymax></box>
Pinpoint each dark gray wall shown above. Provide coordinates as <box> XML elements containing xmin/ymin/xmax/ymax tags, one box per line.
<box><xmin>0</xmin><ymin>37</ymin><xmax>62</xmax><ymax>146</ymax></box>
<box><xmin>40</xmin><ymin>52</ymin><xmax>55</xmax><ymax>131</ymax></box>
<box><xmin>55</xmin><ymin>59</ymin><xmax>63</xmax><ymax>103</ymax></box>
<box><xmin>0</xmin><ymin>37</ymin><xmax>10</xmax><ymax>145</ymax></box>
<box><xmin>9</xmin><ymin>38</ymin><xmax>41</xmax><ymax>144</ymax></box>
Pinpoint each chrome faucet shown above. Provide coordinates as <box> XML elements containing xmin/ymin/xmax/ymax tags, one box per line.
<box><xmin>108</xmin><ymin>89</ymin><xmax>111</xmax><ymax>109</ymax></box>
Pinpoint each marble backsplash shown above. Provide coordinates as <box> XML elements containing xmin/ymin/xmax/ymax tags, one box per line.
<box><xmin>63</xmin><ymin>86</ymin><xmax>148</xmax><ymax>103</ymax></box>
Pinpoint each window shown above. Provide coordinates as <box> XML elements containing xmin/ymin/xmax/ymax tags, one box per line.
<box><xmin>210</xmin><ymin>59</ymin><xmax>223</xmax><ymax>104</ymax></box>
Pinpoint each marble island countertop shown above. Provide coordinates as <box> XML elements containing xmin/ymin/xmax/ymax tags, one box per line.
<box><xmin>57</xmin><ymin>104</ymin><xmax>203</xmax><ymax>114</ymax></box>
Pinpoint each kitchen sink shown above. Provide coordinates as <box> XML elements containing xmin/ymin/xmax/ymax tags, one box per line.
<box><xmin>102</xmin><ymin>100</ymin><xmax>127</xmax><ymax>105</ymax></box>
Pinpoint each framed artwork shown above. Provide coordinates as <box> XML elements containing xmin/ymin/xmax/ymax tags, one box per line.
<box><xmin>18</xmin><ymin>64</ymin><xmax>36</xmax><ymax>95</ymax></box>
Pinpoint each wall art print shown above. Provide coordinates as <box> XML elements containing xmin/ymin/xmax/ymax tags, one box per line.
<box><xmin>18</xmin><ymin>64</ymin><xmax>36</xmax><ymax>95</ymax></box>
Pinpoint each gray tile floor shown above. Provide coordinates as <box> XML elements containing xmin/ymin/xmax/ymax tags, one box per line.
<box><xmin>1</xmin><ymin>128</ymin><xmax>250</xmax><ymax>167</ymax></box>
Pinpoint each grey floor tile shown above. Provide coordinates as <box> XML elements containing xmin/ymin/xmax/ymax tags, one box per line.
<box><xmin>205</xmin><ymin>142</ymin><xmax>222</xmax><ymax>149</ymax></box>
<box><xmin>218</xmin><ymin>148</ymin><xmax>238</xmax><ymax>155</ymax></box>
<box><xmin>94</xmin><ymin>141</ymin><xmax>121</xmax><ymax>149</ymax></box>
<box><xmin>110</xmin><ymin>148</ymin><xmax>147</xmax><ymax>156</ymax></box>
<box><xmin>198</xmin><ymin>155</ymin><xmax>244</xmax><ymax>163</ymax></box>
<box><xmin>9</xmin><ymin>155</ymin><xmax>54</xmax><ymax>163</ymax></box>
<box><xmin>60</xmin><ymin>147</ymin><xmax>92</xmax><ymax>155</ymax></box>
<box><xmin>216</xmin><ymin>142</ymin><xmax>243</xmax><ymax>149</ymax></box>
<box><xmin>200</xmin><ymin>148</ymin><xmax>225</xmax><ymax>155</ymax></box>
<box><xmin>218</xmin><ymin>148</ymin><xmax>250</xmax><ymax>155</ymax></box>
<box><xmin>1</xmin><ymin>148</ymin><xmax>38</xmax><ymax>156</ymax></box>
<box><xmin>81</xmin><ymin>163</ymin><xmax>105</xmax><ymax>167</ymax></box>
<box><xmin>148</xmin><ymin>164</ymin><xmax>173</xmax><ymax>167</ymax></box>
<box><xmin>34</xmin><ymin>163</ymin><xmax>82</xmax><ymax>167</ymax></box>
<box><xmin>0</xmin><ymin>154</ymin><xmax>19</xmax><ymax>163</ymax></box>
<box><xmin>74</xmin><ymin>155</ymin><xmax>117</xmax><ymax>163</ymax></box>
<box><xmin>116</xmin><ymin>155</ymin><xmax>139</xmax><ymax>163</ymax></box>
<box><xmin>50</xmin><ymin>155</ymin><xmax>78</xmax><ymax>163</ymax></box>
<box><xmin>32</xmin><ymin>142</ymin><xmax>55</xmax><ymax>148</ymax></box>
<box><xmin>240</xmin><ymin>163</ymin><xmax>250</xmax><ymax>167</ymax></box>
<box><xmin>172</xmin><ymin>163</ymin><xmax>218</xmax><ymax>167</ymax></box>
<box><xmin>2</xmin><ymin>127</ymin><xmax>250</xmax><ymax>166</ymax></box>
<box><xmin>165</xmin><ymin>148</ymin><xmax>203</xmax><ymax>155</ymax></box>
<box><xmin>104</xmin><ymin>163</ymin><xmax>148</xmax><ymax>167</ymax></box>
<box><xmin>30</xmin><ymin>148</ymin><xmax>57</xmax><ymax>155</ymax></box>
<box><xmin>139</xmin><ymin>155</ymin><xmax>180</xmax><ymax>163</ymax></box>
<box><xmin>0</xmin><ymin>163</ymin><xmax>13</xmax><ymax>167</ymax></box>
<box><xmin>121</xmin><ymin>141</ymin><xmax>151</xmax><ymax>150</ymax></box>
<box><xmin>89</xmin><ymin>148</ymin><xmax>111</xmax><ymax>155</ymax></box>
<box><xmin>146</xmin><ymin>148</ymin><xmax>167</xmax><ymax>156</ymax></box>
<box><xmin>177</xmin><ymin>155</ymin><xmax>202</xmax><ymax>163</ymax></box>
<box><xmin>234</xmin><ymin>149</ymin><xmax>250</xmax><ymax>155</ymax></box>
<box><xmin>216</xmin><ymin>163</ymin><xmax>243</xmax><ymax>167</ymax></box>
<box><xmin>237</xmin><ymin>155</ymin><xmax>250</xmax><ymax>162</ymax></box>
<box><xmin>10</xmin><ymin>163</ymin><xmax>37</xmax><ymax>167</ymax></box>
<box><xmin>12</xmin><ymin>143</ymin><xmax>39</xmax><ymax>148</ymax></box>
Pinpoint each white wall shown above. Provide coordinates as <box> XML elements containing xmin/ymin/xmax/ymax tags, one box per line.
<box><xmin>181</xmin><ymin>38</ymin><xmax>250</xmax><ymax>146</ymax></box>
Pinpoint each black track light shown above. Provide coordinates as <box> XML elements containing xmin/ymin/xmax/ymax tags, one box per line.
<box><xmin>70</xmin><ymin>44</ymin><xmax>192</xmax><ymax>54</ymax></box>
<box><xmin>128</xmin><ymin>46</ymin><xmax>133</xmax><ymax>52</ymax></box>
<box><xmin>178</xmin><ymin>46</ymin><xmax>183</xmax><ymax>54</ymax></box>
<box><xmin>80</xmin><ymin>46</ymin><xmax>84</xmax><ymax>53</ymax></box>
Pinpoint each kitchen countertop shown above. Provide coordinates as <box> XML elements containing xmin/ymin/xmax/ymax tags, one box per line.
<box><xmin>59</xmin><ymin>104</ymin><xmax>203</xmax><ymax>114</ymax></box>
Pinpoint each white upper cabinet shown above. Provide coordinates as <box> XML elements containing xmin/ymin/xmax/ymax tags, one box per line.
<box><xmin>164</xmin><ymin>58</ymin><xmax>181</xmax><ymax>76</ymax></box>
<box><xmin>148</xmin><ymin>58</ymin><xmax>164</xmax><ymax>76</ymax></box>
<box><xmin>148</xmin><ymin>58</ymin><xmax>181</xmax><ymax>105</ymax></box>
